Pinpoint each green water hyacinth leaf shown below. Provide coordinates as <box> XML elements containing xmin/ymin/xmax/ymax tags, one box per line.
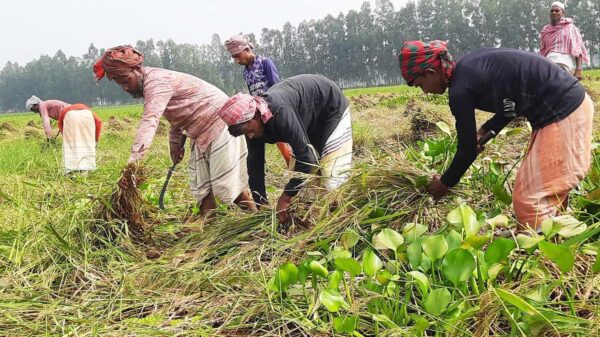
<box><xmin>424</xmin><ymin>288</ymin><xmax>452</xmax><ymax>316</ymax></box>
<box><xmin>485</xmin><ymin>214</ymin><xmax>509</xmax><ymax>228</ymax></box>
<box><xmin>362</xmin><ymin>249</ymin><xmax>383</xmax><ymax>276</ymax></box>
<box><xmin>330</xmin><ymin>246</ymin><xmax>352</xmax><ymax>259</ymax></box>
<box><xmin>436</xmin><ymin>121</ymin><xmax>452</xmax><ymax>136</ymax></box>
<box><xmin>447</xmin><ymin>204</ymin><xmax>479</xmax><ymax>237</ymax></box>
<box><xmin>309</xmin><ymin>260</ymin><xmax>329</xmax><ymax>278</ymax></box>
<box><xmin>334</xmin><ymin>257</ymin><xmax>362</xmax><ymax>277</ymax></box>
<box><xmin>445</xmin><ymin>229</ymin><xmax>462</xmax><ymax>251</ymax></box>
<box><xmin>539</xmin><ymin>241</ymin><xmax>574</xmax><ymax>273</ymax></box>
<box><xmin>422</xmin><ymin>235</ymin><xmax>448</xmax><ymax>262</ymax></box>
<box><xmin>442</xmin><ymin>249</ymin><xmax>476</xmax><ymax>286</ymax></box>
<box><xmin>542</xmin><ymin>215</ymin><xmax>587</xmax><ymax>238</ymax></box>
<box><xmin>268</xmin><ymin>262</ymin><xmax>299</xmax><ymax>292</ymax></box>
<box><xmin>319</xmin><ymin>288</ymin><xmax>348</xmax><ymax>312</ymax></box>
<box><xmin>407</xmin><ymin>271</ymin><xmax>430</xmax><ymax>295</ymax></box>
<box><xmin>373</xmin><ymin>228</ymin><xmax>404</xmax><ymax>251</ymax></box>
<box><xmin>593</xmin><ymin>256</ymin><xmax>600</xmax><ymax>273</ymax></box>
<box><xmin>516</xmin><ymin>234</ymin><xmax>544</xmax><ymax>249</ymax></box>
<box><xmin>327</xmin><ymin>270</ymin><xmax>342</xmax><ymax>289</ymax></box>
<box><xmin>492</xmin><ymin>184</ymin><xmax>512</xmax><ymax>205</ymax></box>
<box><xmin>466</xmin><ymin>234</ymin><xmax>491</xmax><ymax>250</ymax></box>
<box><xmin>487</xmin><ymin>263</ymin><xmax>505</xmax><ymax>280</ymax></box>
<box><xmin>376</xmin><ymin>269</ymin><xmax>393</xmax><ymax>286</ymax></box>
<box><xmin>403</xmin><ymin>223</ymin><xmax>427</xmax><ymax>244</ymax></box>
<box><xmin>278</xmin><ymin>262</ymin><xmax>299</xmax><ymax>287</ymax></box>
<box><xmin>340</xmin><ymin>229</ymin><xmax>360</xmax><ymax>249</ymax></box>
<box><xmin>485</xmin><ymin>238</ymin><xmax>517</xmax><ymax>264</ymax></box>
<box><xmin>407</xmin><ymin>240</ymin><xmax>422</xmax><ymax>270</ymax></box>
<box><xmin>333</xmin><ymin>315</ymin><xmax>358</xmax><ymax>334</ymax></box>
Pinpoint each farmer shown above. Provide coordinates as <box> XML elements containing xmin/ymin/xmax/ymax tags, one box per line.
<box><xmin>224</xmin><ymin>34</ymin><xmax>292</xmax><ymax>165</ymax></box>
<box><xmin>216</xmin><ymin>74</ymin><xmax>353</xmax><ymax>225</ymax></box>
<box><xmin>93</xmin><ymin>45</ymin><xmax>254</xmax><ymax>215</ymax></box>
<box><xmin>539</xmin><ymin>1</ymin><xmax>589</xmax><ymax>80</ymax></box>
<box><xmin>224</xmin><ymin>35</ymin><xmax>280</xmax><ymax>96</ymax></box>
<box><xmin>397</xmin><ymin>40</ymin><xmax>594</xmax><ymax>230</ymax></box>
<box><xmin>26</xmin><ymin>95</ymin><xmax>101</xmax><ymax>173</ymax></box>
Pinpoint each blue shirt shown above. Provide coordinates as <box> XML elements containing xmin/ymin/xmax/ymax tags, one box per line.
<box><xmin>243</xmin><ymin>55</ymin><xmax>280</xmax><ymax>96</ymax></box>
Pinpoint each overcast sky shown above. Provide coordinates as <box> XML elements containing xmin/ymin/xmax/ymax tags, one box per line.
<box><xmin>0</xmin><ymin>0</ymin><xmax>408</xmax><ymax>66</ymax></box>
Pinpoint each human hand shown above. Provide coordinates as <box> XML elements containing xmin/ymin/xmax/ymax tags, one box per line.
<box><xmin>426</xmin><ymin>174</ymin><xmax>449</xmax><ymax>200</ymax></box>
<box><xmin>276</xmin><ymin>192</ymin><xmax>292</xmax><ymax>225</ymax></box>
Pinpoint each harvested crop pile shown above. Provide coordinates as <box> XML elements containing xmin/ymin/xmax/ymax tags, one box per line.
<box><xmin>105</xmin><ymin>116</ymin><xmax>126</xmax><ymax>132</ymax></box>
<box><xmin>0</xmin><ymin>123</ymin><xmax>16</xmax><ymax>139</ymax></box>
<box><xmin>404</xmin><ymin>99</ymin><xmax>451</xmax><ymax>140</ymax></box>
<box><xmin>23</xmin><ymin>126</ymin><xmax>43</xmax><ymax>139</ymax></box>
<box><xmin>350</xmin><ymin>93</ymin><xmax>398</xmax><ymax>110</ymax></box>
<box><xmin>26</xmin><ymin>120</ymin><xmax>40</xmax><ymax>128</ymax></box>
<box><xmin>0</xmin><ymin>122</ymin><xmax>16</xmax><ymax>132</ymax></box>
<box><xmin>97</xmin><ymin>163</ymin><xmax>153</xmax><ymax>239</ymax></box>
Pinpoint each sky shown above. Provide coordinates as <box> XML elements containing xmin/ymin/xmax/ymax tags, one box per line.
<box><xmin>0</xmin><ymin>0</ymin><xmax>407</xmax><ymax>66</ymax></box>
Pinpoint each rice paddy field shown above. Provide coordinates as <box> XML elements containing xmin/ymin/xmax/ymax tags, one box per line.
<box><xmin>0</xmin><ymin>73</ymin><xmax>600</xmax><ymax>336</ymax></box>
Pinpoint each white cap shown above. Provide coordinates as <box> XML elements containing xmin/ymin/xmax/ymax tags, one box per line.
<box><xmin>551</xmin><ymin>1</ymin><xmax>564</xmax><ymax>10</ymax></box>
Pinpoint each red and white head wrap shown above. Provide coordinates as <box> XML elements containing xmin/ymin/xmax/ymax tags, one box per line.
<box><xmin>93</xmin><ymin>45</ymin><xmax>144</xmax><ymax>82</ymax></box>
<box><xmin>217</xmin><ymin>93</ymin><xmax>273</xmax><ymax>126</ymax></box>
<box><xmin>224</xmin><ymin>35</ymin><xmax>254</xmax><ymax>56</ymax></box>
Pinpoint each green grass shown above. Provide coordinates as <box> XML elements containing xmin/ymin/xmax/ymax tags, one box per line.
<box><xmin>0</xmin><ymin>81</ymin><xmax>599</xmax><ymax>336</ymax></box>
<box><xmin>343</xmin><ymin>84</ymin><xmax>420</xmax><ymax>98</ymax></box>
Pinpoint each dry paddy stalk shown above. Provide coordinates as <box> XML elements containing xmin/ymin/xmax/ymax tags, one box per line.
<box><xmin>96</xmin><ymin>162</ymin><xmax>153</xmax><ymax>240</ymax></box>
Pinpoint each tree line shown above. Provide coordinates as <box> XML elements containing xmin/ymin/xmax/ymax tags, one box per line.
<box><xmin>1</xmin><ymin>0</ymin><xmax>598</xmax><ymax>112</ymax></box>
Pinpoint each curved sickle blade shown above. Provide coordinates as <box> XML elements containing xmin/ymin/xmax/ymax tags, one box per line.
<box><xmin>158</xmin><ymin>165</ymin><xmax>176</xmax><ymax>210</ymax></box>
<box><xmin>158</xmin><ymin>135</ymin><xmax>187</xmax><ymax>210</ymax></box>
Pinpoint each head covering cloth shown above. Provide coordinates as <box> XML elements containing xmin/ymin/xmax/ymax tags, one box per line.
<box><xmin>224</xmin><ymin>35</ymin><xmax>254</xmax><ymax>56</ymax></box>
<box><xmin>397</xmin><ymin>40</ymin><xmax>455</xmax><ymax>85</ymax></box>
<box><xmin>26</xmin><ymin>95</ymin><xmax>42</xmax><ymax>110</ymax></box>
<box><xmin>551</xmin><ymin>1</ymin><xmax>564</xmax><ymax>10</ymax></box>
<box><xmin>216</xmin><ymin>93</ymin><xmax>272</xmax><ymax>126</ymax></box>
<box><xmin>93</xmin><ymin>45</ymin><xmax>144</xmax><ymax>82</ymax></box>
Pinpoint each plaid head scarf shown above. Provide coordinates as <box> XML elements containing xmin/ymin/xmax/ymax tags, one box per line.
<box><xmin>93</xmin><ymin>45</ymin><xmax>144</xmax><ymax>82</ymax></box>
<box><xmin>397</xmin><ymin>40</ymin><xmax>455</xmax><ymax>85</ymax></box>
<box><xmin>216</xmin><ymin>93</ymin><xmax>273</xmax><ymax>126</ymax></box>
<box><xmin>224</xmin><ymin>35</ymin><xmax>254</xmax><ymax>56</ymax></box>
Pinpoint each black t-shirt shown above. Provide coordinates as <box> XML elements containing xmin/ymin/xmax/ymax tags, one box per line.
<box><xmin>442</xmin><ymin>48</ymin><xmax>586</xmax><ymax>187</ymax></box>
<box><xmin>246</xmin><ymin>74</ymin><xmax>349</xmax><ymax>203</ymax></box>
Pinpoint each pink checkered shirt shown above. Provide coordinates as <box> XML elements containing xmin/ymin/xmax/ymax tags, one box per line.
<box><xmin>39</xmin><ymin>100</ymin><xmax>70</xmax><ymax>138</ymax></box>
<box><xmin>540</xmin><ymin>18</ymin><xmax>589</xmax><ymax>64</ymax></box>
<box><xmin>130</xmin><ymin>67</ymin><xmax>229</xmax><ymax>162</ymax></box>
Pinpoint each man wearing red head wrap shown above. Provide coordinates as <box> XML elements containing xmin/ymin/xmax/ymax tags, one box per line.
<box><xmin>398</xmin><ymin>41</ymin><xmax>594</xmax><ymax>231</ymax></box>
<box><xmin>94</xmin><ymin>45</ymin><xmax>255</xmax><ymax>217</ymax></box>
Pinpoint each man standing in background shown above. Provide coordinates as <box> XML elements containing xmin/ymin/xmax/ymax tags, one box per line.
<box><xmin>225</xmin><ymin>35</ymin><xmax>280</xmax><ymax>96</ymax></box>
<box><xmin>225</xmin><ymin>35</ymin><xmax>292</xmax><ymax>165</ymax></box>
<box><xmin>539</xmin><ymin>1</ymin><xmax>589</xmax><ymax>80</ymax></box>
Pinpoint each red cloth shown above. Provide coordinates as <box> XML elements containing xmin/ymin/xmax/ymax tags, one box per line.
<box><xmin>216</xmin><ymin>93</ymin><xmax>273</xmax><ymax>125</ymax></box>
<box><xmin>540</xmin><ymin>18</ymin><xmax>589</xmax><ymax>64</ymax></box>
<box><xmin>58</xmin><ymin>104</ymin><xmax>102</xmax><ymax>142</ymax></box>
<box><xmin>93</xmin><ymin>45</ymin><xmax>144</xmax><ymax>81</ymax></box>
<box><xmin>397</xmin><ymin>40</ymin><xmax>455</xmax><ymax>85</ymax></box>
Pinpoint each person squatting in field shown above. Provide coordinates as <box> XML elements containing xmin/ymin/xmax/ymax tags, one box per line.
<box><xmin>397</xmin><ymin>40</ymin><xmax>594</xmax><ymax>231</ymax></box>
<box><xmin>216</xmin><ymin>74</ymin><xmax>353</xmax><ymax>225</ymax></box>
<box><xmin>539</xmin><ymin>1</ymin><xmax>589</xmax><ymax>80</ymax></box>
<box><xmin>93</xmin><ymin>45</ymin><xmax>255</xmax><ymax>216</ymax></box>
<box><xmin>26</xmin><ymin>95</ymin><xmax>102</xmax><ymax>173</ymax></box>
<box><xmin>224</xmin><ymin>34</ymin><xmax>293</xmax><ymax>168</ymax></box>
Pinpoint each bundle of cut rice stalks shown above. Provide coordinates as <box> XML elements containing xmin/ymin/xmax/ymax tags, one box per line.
<box><xmin>96</xmin><ymin>162</ymin><xmax>154</xmax><ymax>241</ymax></box>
